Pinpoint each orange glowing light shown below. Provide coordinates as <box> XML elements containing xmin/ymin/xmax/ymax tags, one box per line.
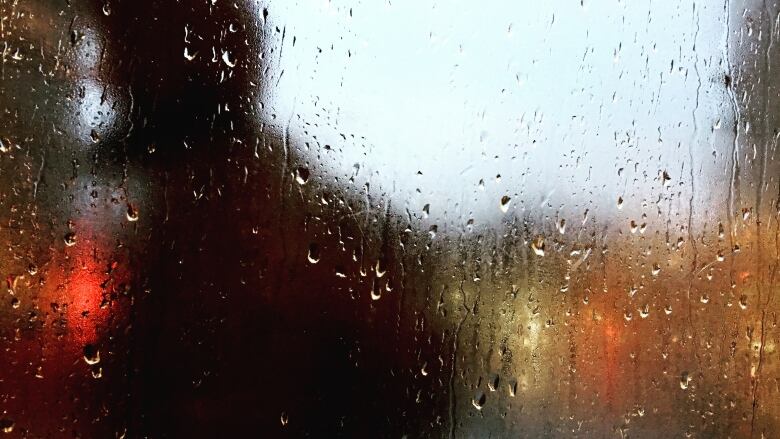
<box><xmin>66</xmin><ymin>265</ymin><xmax>105</xmax><ymax>344</ymax></box>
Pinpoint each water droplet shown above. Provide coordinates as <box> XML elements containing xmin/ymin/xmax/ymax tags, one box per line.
<box><xmin>70</xmin><ymin>29</ymin><xmax>82</xmax><ymax>46</ymax></box>
<box><xmin>27</xmin><ymin>263</ymin><xmax>37</xmax><ymax>276</ymax></box>
<box><xmin>280</xmin><ymin>412</ymin><xmax>289</xmax><ymax>426</ymax></box>
<box><xmin>126</xmin><ymin>204</ymin><xmax>139</xmax><ymax>222</ymax></box>
<box><xmin>630</xmin><ymin>220</ymin><xmax>638</xmax><ymax>234</ymax></box>
<box><xmin>102</xmin><ymin>3</ymin><xmax>111</xmax><ymax>15</ymax></box>
<box><xmin>651</xmin><ymin>263</ymin><xmax>661</xmax><ymax>276</ymax></box>
<box><xmin>639</xmin><ymin>304</ymin><xmax>649</xmax><ymax>318</ymax></box>
<box><xmin>222</xmin><ymin>50</ymin><xmax>237</xmax><ymax>67</ymax></box>
<box><xmin>0</xmin><ymin>419</ymin><xmax>14</xmax><ymax>434</ymax></box>
<box><xmin>374</xmin><ymin>259</ymin><xmax>386</xmax><ymax>278</ymax></box>
<box><xmin>624</xmin><ymin>310</ymin><xmax>633</xmax><ymax>321</ymax></box>
<box><xmin>370</xmin><ymin>279</ymin><xmax>382</xmax><ymax>300</ymax></box>
<box><xmin>83</xmin><ymin>344</ymin><xmax>100</xmax><ymax>365</ymax></box>
<box><xmin>557</xmin><ymin>218</ymin><xmax>566</xmax><ymax>234</ymax></box>
<box><xmin>617</xmin><ymin>196</ymin><xmax>624</xmax><ymax>209</ymax></box>
<box><xmin>64</xmin><ymin>232</ymin><xmax>77</xmax><ymax>247</ymax></box>
<box><xmin>488</xmin><ymin>374</ymin><xmax>500</xmax><ymax>392</ymax></box>
<box><xmin>472</xmin><ymin>391</ymin><xmax>486</xmax><ymax>410</ymax></box>
<box><xmin>680</xmin><ymin>371</ymin><xmax>690</xmax><ymax>390</ymax></box>
<box><xmin>739</xmin><ymin>294</ymin><xmax>748</xmax><ymax>310</ymax></box>
<box><xmin>295</xmin><ymin>167</ymin><xmax>310</xmax><ymax>185</ymax></box>
<box><xmin>700</xmin><ymin>294</ymin><xmax>709</xmax><ymax>304</ymax></box>
<box><xmin>184</xmin><ymin>47</ymin><xmax>198</xmax><ymax>61</ymax></box>
<box><xmin>664</xmin><ymin>304</ymin><xmax>673</xmax><ymax>315</ymax></box>
<box><xmin>307</xmin><ymin>244</ymin><xmax>320</xmax><ymax>264</ymax></box>
<box><xmin>90</xmin><ymin>129</ymin><xmax>101</xmax><ymax>143</ymax></box>
<box><xmin>499</xmin><ymin>195</ymin><xmax>511</xmax><ymax>213</ymax></box>
<box><xmin>530</xmin><ymin>236</ymin><xmax>545</xmax><ymax>256</ymax></box>
<box><xmin>661</xmin><ymin>170</ymin><xmax>671</xmax><ymax>186</ymax></box>
<box><xmin>10</xmin><ymin>298</ymin><xmax>19</xmax><ymax>309</ymax></box>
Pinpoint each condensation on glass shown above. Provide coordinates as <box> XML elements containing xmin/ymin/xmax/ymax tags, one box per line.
<box><xmin>0</xmin><ymin>0</ymin><xmax>778</xmax><ymax>437</ymax></box>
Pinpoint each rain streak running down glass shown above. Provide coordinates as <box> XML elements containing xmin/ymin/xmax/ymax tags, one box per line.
<box><xmin>0</xmin><ymin>0</ymin><xmax>778</xmax><ymax>437</ymax></box>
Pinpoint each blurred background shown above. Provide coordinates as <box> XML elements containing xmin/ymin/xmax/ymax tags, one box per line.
<box><xmin>0</xmin><ymin>0</ymin><xmax>778</xmax><ymax>437</ymax></box>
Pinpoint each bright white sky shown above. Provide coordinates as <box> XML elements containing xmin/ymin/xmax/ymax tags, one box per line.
<box><xmin>257</xmin><ymin>0</ymin><xmax>733</xmax><ymax>232</ymax></box>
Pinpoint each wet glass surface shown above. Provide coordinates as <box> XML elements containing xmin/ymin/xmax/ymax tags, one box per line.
<box><xmin>0</xmin><ymin>0</ymin><xmax>779</xmax><ymax>437</ymax></box>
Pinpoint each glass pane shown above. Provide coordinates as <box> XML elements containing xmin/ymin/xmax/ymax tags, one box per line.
<box><xmin>0</xmin><ymin>0</ymin><xmax>777</xmax><ymax>437</ymax></box>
